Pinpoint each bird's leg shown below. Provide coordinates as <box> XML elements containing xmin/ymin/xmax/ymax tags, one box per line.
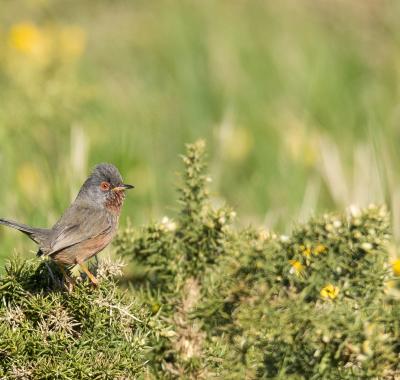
<box><xmin>57</xmin><ymin>264</ymin><xmax>75</xmax><ymax>292</ymax></box>
<box><xmin>44</xmin><ymin>261</ymin><xmax>57</xmax><ymax>284</ymax></box>
<box><xmin>77</xmin><ymin>259</ymin><xmax>99</xmax><ymax>287</ymax></box>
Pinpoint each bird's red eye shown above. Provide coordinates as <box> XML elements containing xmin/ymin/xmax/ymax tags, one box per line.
<box><xmin>100</xmin><ymin>182</ymin><xmax>110</xmax><ymax>191</ymax></box>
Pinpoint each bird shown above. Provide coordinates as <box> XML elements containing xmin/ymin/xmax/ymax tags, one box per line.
<box><xmin>0</xmin><ymin>163</ymin><xmax>134</xmax><ymax>287</ymax></box>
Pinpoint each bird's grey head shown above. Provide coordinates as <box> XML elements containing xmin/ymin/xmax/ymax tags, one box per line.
<box><xmin>77</xmin><ymin>163</ymin><xmax>134</xmax><ymax>210</ymax></box>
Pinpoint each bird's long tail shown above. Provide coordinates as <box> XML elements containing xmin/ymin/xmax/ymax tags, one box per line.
<box><xmin>0</xmin><ymin>218</ymin><xmax>51</xmax><ymax>251</ymax></box>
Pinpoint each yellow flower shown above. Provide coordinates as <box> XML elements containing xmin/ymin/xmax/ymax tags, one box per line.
<box><xmin>392</xmin><ymin>259</ymin><xmax>400</xmax><ymax>276</ymax></box>
<box><xmin>289</xmin><ymin>260</ymin><xmax>304</xmax><ymax>276</ymax></box>
<box><xmin>320</xmin><ymin>284</ymin><xmax>339</xmax><ymax>300</ymax></box>
<box><xmin>314</xmin><ymin>244</ymin><xmax>327</xmax><ymax>255</ymax></box>
<box><xmin>58</xmin><ymin>26</ymin><xmax>86</xmax><ymax>60</ymax></box>
<box><xmin>9</xmin><ymin>22</ymin><xmax>49</xmax><ymax>61</ymax></box>
<box><xmin>300</xmin><ymin>245</ymin><xmax>311</xmax><ymax>257</ymax></box>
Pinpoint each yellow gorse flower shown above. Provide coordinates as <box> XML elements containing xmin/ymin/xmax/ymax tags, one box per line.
<box><xmin>320</xmin><ymin>284</ymin><xmax>339</xmax><ymax>300</ymax></box>
<box><xmin>289</xmin><ymin>260</ymin><xmax>304</xmax><ymax>276</ymax></box>
<box><xmin>313</xmin><ymin>244</ymin><xmax>327</xmax><ymax>255</ymax></box>
<box><xmin>300</xmin><ymin>245</ymin><xmax>311</xmax><ymax>257</ymax></box>
<box><xmin>392</xmin><ymin>259</ymin><xmax>400</xmax><ymax>276</ymax></box>
<box><xmin>9</xmin><ymin>22</ymin><xmax>49</xmax><ymax>60</ymax></box>
<box><xmin>8</xmin><ymin>22</ymin><xmax>86</xmax><ymax>66</ymax></box>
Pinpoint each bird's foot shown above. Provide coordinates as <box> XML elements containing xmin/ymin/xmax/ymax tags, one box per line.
<box><xmin>56</xmin><ymin>264</ymin><xmax>75</xmax><ymax>292</ymax></box>
<box><xmin>64</xmin><ymin>275</ymin><xmax>76</xmax><ymax>293</ymax></box>
<box><xmin>90</xmin><ymin>276</ymin><xmax>99</xmax><ymax>287</ymax></box>
<box><xmin>77</xmin><ymin>261</ymin><xmax>100</xmax><ymax>288</ymax></box>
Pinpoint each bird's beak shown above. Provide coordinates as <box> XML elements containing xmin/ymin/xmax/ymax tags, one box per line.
<box><xmin>112</xmin><ymin>184</ymin><xmax>135</xmax><ymax>192</ymax></box>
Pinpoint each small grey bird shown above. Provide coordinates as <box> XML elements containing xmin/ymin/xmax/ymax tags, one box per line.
<box><xmin>0</xmin><ymin>163</ymin><xmax>134</xmax><ymax>286</ymax></box>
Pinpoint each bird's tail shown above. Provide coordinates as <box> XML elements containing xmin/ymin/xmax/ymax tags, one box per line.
<box><xmin>0</xmin><ymin>218</ymin><xmax>51</xmax><ymax>250</ymax></box>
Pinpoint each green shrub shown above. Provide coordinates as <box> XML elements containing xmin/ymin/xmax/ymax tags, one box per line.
<box><xmin>116</xmin><ymin>141</ymin><xmax>399</xmax><ymax>379</ymax></box>
<box><xmin>223</xmin><ymin>206</ymin><xmax>398</xmax><ymax>379</ymax></box>
<box><xmin>116</xmin><ymin>140</ymin><xmax>237</xmax><ymax>377</ymax></box>
<box><xmin>0</xmin><ymin>258</ymin><xmax>159</xmax><ymax>379</ymax></box>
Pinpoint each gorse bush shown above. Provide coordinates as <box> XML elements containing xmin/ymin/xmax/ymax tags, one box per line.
<box><xmin>116</xmin><ymin>141</ymin><xmax>400</xmax><ymax>379</ymax></box>
<box><xmin>0</xmin><ymin>259</ymin><xmax>159</xmax><ymax>379</ymax></box>
<box><xmin>1</xmin><ymin>141</ymin><xmax>399</xmax><ymax>379</ymax></box>
<box><xmin>218</xmin><ymin>206</ymin><xmax>398</xmax><ymax>379</ymax></box>
<box><xmin>116</xmin><ymin>141</ymin><xmax>236</xmax><ymax>377</ymax></box>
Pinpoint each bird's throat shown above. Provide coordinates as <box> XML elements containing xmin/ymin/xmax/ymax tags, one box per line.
<box><xmin>105</xmin><ymin>191</ymin><xmax>125</xmax><ymax>214</ymax></box>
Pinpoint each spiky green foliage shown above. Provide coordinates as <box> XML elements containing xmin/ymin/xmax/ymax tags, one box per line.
<box><xmin>116</xmin><ymin>141</ymin><xmax>400</xmax><ymax>379</ymax></box>
<box><xmin>0</xmin><ymin>259</ymin><xmax>159</xmax><ymax>379</ymax></box>
<box><xmin>214</xmin><ymin>205</ymin><xmax>398</xmax><ymax>379</ymax></box>
<box><xmin>116</xmin><ymin>140</ymin><xmax>236</xmax><ymax>377</ymax></box>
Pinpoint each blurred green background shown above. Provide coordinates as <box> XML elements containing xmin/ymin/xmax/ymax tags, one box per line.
<box><xmin>0</xmin><ymin>0</ymin><xmax>399</xmax><ymax>265</ymax></box>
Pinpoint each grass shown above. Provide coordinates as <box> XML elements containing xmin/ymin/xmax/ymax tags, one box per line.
<box><xmin>0</xmin><ymin>0</ymin><xmax>399</xmax><ymax>266</ymax></box>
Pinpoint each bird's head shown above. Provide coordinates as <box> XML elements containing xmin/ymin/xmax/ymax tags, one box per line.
<box><xmin>77</xmin><ymin>163</ymin><xmax>134</xmax><ymax>212</ymax></box>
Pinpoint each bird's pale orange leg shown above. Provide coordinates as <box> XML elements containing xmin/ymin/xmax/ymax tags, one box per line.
<box><xmin>77</xmin><ymin>260</ymin><xmax>99</xmax><ymax>286</ymax></box>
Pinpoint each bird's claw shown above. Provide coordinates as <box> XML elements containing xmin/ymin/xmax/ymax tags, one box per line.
<box><xmin>90</xmin><ymin>277</ymin><xmax>99</xmax><ymax>287</ymax></box>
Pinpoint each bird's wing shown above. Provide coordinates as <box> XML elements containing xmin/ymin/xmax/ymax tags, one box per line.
<box><xmin>47</xmin><ymin>204</ymin><xmax>112</xmax><ymax>256</ymax></box>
